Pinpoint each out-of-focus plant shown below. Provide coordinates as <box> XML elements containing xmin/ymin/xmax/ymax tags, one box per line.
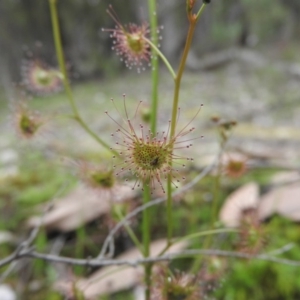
<box><xmin>3</xmin><ymin>0</ymin><xmax>300</xmax><ymax>299</ymax></box>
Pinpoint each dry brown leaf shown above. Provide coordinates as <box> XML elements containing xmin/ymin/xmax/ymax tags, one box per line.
<box><xmin>55</xmin><ymin>239</ymin><xmax>187</xmax><ymax>299</ymax></box>
<box><xmin>28</xmin><ymin>184</ymin><xmax>135</xmax><ymax>232</ymax></box>
<box><xmin>258</xmin><ymin>182</ymin><xmax>300</xmax><ymax>221</ymax></box>
<box><xmin>219</xmin><ymin>182</ymin><xmax>259</xmax><ymax>227</ymax></box>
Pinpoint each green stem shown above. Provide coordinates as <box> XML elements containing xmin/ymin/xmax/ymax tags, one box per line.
<box><xmin>196</xmin><ymin>3</ymin><xmax>207</xmax><ymax>20</ymax></box>
<box><xmin>142</xmin><ymin>184</ymin><xmax>151</xmax><ymax>300</ymax></box>
<box><xmin>166</xmin><ymin>175</ymin><xmax>173</xmax><ymax>245</ymax></box>
<box><xmin>165</xmin><ymin>4</ymin><xmax>207</xmax><ymax>246</ymax></box>
<box><xmin>75</xmin><ymin>225</ymin><xmax>85</xmax><ymax>275</ymax></box>
<box><xmin>212</xmin><ymin>167</ymin><xmax>221</xmax><ymax>225</ymax></box>
<box><xmin>170</xmin><ymin>23</ymin><xmax>197</xmax><ymax>139</ymax></box>
<box><xmin>144</xmin><ymin>38</ymin><xmax>176</xmax><ymax>80</ymax></box>
<box><xmin>148</xmin><ymin>0</ymin><xmax>159</xmax><ymax>135</ymax></box>
<box><xmin>169</xmin><ymin>3</ymin><xmax>207</xmax><ymax>138</ymax></box>
<box><xmin>211</xmin><ymin>134</ymin><xmax>227</xmax><ymax>227</ymax></box>
<box><xmin>140</xmin><ymin>1</ymin><xmax>160</xmax><ymax>299</ymax></box>
<box><xmin>48</xmin><ymin>0</ymin><xmax>116</xmax><ymax>155</ymax></box>
<box><xmin>166</xmin><ymin>18</ymin><xmax>199</xmax><ymax>247</ymax></box>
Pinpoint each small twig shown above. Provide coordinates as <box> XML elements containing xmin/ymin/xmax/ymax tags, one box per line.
<box><xmin>0</xmin><ymin>216</ymin><xmax>47</xmax><ymax>281</ymax></box>
<box><xmin>267</xmin><ymin>243</ymin><xmax>295</xmax><ymax>256</ymax></box>
<box><xmin>0</xmin><ymin>182</ymin><xmax>70</xmax><ymax>277</ymax></box>
<box><xmin>0</xmin><ymin>245</ymin><xmax>33</xmax><ymax>269</ymax></box>
<box><xmin>2</xmin><ymin>248</ymin><xmax>300</xmax><ymax>269</ymax></box>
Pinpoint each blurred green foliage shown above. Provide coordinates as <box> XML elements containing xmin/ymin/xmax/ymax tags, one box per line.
<box><xmin>215</xmin><ymin>217</ymin><xmax>300</xmax><ymax>300</ymax></box>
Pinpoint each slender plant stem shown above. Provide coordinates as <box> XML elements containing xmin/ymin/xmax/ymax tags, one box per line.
<box><xmin>170</xmin><ymin>24</ymin><xmax>196</xmax><ymax>139</ymax></box>
<box><xmin>166</xmin><ymin>4</ymin><xmax>207</xmax><ymax>246</ymax></box>
<box><xmin>75</xmin><ymin>225</ymin><xmax>85</xmax><ymax>275</ymax></box>
<box><xmin>144</xmin><ymin>38</ymin><xmax>176</xmax><ymax>80</ymax></box>
<box><xmin>166</xmin><ymin>19</ymin><xmax>198</xmax><ymax>247</ymax></box>
<box><xmin>148</xmin><ymin>0</ymin><xmax>159</xmax><ymax>135</ymax></box>
<box><xmin>169</xmin><ymin>3</ymin><xmax>207</xmax><ymax>138</ymax></box>
<box><xmin>48</xmin><ymin>0</ymin><xmax>116</xmax><ymax>155</ymax></box>
<box><xmin>196</xmin><ymin>3</ymin><xmax>207</xmax><ymax>20</ymax></box>
<box><xmin>142</xmin><ymin>184</ymin><xmax>151</xmax><ymax>300</ymax></box>
<box><xmin>141</xmin><ymin>1</ymin><xmax>160</xmax><ymax>299</ymax></box>
<box><xmin>212</xmin><ymin>166</ymin><xmax>221</xmax><ymax>225</ymax></box>
<box><xmin>166</xmin><ymin>174</ymin><xmax>173</xmax><ymax>245</ymax></box>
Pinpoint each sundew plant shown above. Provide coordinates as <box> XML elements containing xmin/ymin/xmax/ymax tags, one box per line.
<box><xmin>3</xmin><ymin>0</ymin><xmax>300</xmax><ymax>299</ymax></box>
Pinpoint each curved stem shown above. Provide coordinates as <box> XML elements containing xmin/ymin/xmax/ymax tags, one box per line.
<box><xmin>196</xmin><ymin>3</ymin><xmax>207</xmax><ymax>20</ymax></box>
<box><xmin>144</xmin><ymin>38</ymin><xmax>176</xmax><ymax>80</ymax></box>
<box><xmin>48</xmin><ymin>0</ymin><xmax>117</xmax><ymax>155</ymax></box>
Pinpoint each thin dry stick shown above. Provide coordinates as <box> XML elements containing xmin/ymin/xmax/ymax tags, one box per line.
<box><xmin>0</xmin><ymin>181</ymin><xmax>71</xmax><ymax>281</ymax></box>
<box><xmin>0</xmin><ymin>222</ymin><xmax>47</xmax><ymax>282</ymax></box>
<box><xmin>1</xmin><ymin>247</ymin><xmax>300</xmax><ymax>269</ymax></box>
